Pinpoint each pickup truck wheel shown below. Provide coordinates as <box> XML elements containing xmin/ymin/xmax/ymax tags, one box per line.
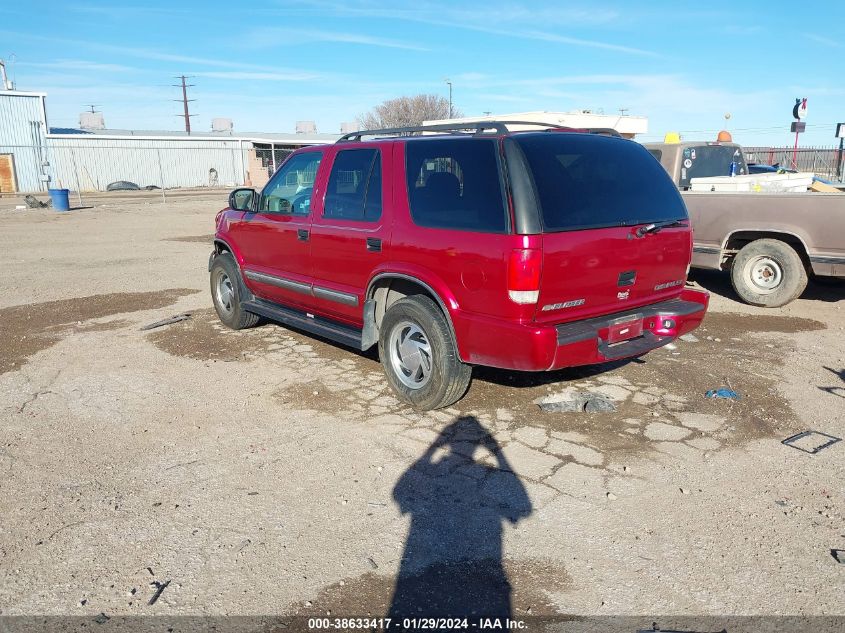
<box><xmin>730</xmin><ymin>239</ymin><xmax>808</xmax><ymax>308</ymax></box>
<box><xmin>210</xmin><ymin>253</ymin><xmax>260</xmax><ymax>329</ymax></box>
<box><xmin>379</xmin><ymin>296</ymin><xmax>471</xmax><ymax>411</ymax></box>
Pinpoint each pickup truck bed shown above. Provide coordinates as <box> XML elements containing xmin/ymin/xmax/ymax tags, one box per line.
<box><xmin>685</xmin><ymin>191</ymin><xmax>845</xmax><ymax>277</ymax></box>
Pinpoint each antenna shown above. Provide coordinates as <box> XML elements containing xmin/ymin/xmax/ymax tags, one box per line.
<box><xmin>84</xmin><ymin>104</ymin><xmax>101</xmax><ymax>113</ymax></box>
<box><xmin>619</xmin><ymin>107</ymin><xmax>629</xmax><ymax>116</ymax></box>
<box><xmin>172</xmin><ymin>75</ymin><xmax>196</xmax><ymax>134</ymax></box>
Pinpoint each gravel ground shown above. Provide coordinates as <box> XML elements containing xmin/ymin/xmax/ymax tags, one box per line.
<box><xmin>0</xmin><ymin>193</ymin><xmax>843</xmax><ymax>624</ymax></box>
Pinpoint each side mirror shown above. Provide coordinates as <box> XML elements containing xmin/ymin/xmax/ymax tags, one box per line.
<box><xmin>229</xmin><ymin>188</ymin><xmax>257</xmax><ymax>212</ymax></box>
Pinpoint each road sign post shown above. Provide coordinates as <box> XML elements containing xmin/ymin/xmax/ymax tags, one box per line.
<box><xmin>836</xmin><ymin>123</ymin><xmax>845</xmax><ymax>182</ymax></box>
<box><xmin>791</xmin><ymin>98</ymin><xmax>808</xmax><ymax>170</ymax></box>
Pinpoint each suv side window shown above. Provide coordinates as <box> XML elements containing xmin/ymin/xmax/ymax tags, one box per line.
<box><xmin>324</xmin><ymin>149</ymin><xmax>382</xmax><ymax>222</ymax></box>
<box><xmin>405</xmin><ymin>138</ymin><xmax>507</xmax><ymax>233</ymax></box>
<box><xmin>260</xmin><ymin>151</ymin><xmax>322</xmax><ymax>215</ymax></box>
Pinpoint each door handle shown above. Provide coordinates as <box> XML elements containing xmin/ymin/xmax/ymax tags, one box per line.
<box><xmin>366</xmin><ymin>238</ymin><xmax>382</xmax><ymax>252</ymax></box>
<box><xmin>297</xmin><ymin>229</ymin><xmax>309</xmax><ymax>241</ymax></box>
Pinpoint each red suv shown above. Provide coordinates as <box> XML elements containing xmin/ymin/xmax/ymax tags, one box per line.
<box><xmin>210</xmin><ymin>122</ymin><xmax>708</xmax><ymax>410</ymax></box>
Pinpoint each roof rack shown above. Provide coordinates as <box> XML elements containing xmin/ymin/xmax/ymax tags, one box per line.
<box><xmin>336</xmin><ymin>120</ymin><xmax>621</xmax><ymax>143</ymax></box>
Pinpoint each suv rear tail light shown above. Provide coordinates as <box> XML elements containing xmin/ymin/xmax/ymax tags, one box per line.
<box><xmin>507</xmin><ymin>248</ymin><xmax>541</xmax><ymax>304</ymax></box>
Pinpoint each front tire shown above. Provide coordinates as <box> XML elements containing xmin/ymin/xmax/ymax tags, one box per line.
<box><xmin>378</xmin><ymin>295</ymin><xmax>471</xmax><ymax>411</ymax></box>
<box><xmin>210</xmin><ymin>253</ymin><xmax>260</xmax><ymax>329</ymax></box>
<box><xmin>730</xmin><ymin>239</ymin><xmax>808</xmax><ymax>308</ymax></box>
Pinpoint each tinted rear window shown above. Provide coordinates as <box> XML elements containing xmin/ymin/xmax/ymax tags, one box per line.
<box><xmin>324</xmin><ymin>148</ymin><xmax>382</xmax><ymax>221</ymax></box>
<box><xmin>405</xmin><ymin>138</ymin><xmax>508</xmax><ymax>233</ymax></box>
<box><xmin>515</xmin><ymin>134</ymin><xmax>687</xmax><ymax>232</ymax></box>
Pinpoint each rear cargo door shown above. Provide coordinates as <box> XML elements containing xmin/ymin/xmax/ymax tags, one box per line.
<box><xmin>537</xmin><ymin>226</ymin><xmax>691</xmax><ymax>323</ymax></box>
<box><xmin>514</xmin><ymin>133</ymin><xmax>692</xmax><ymax>324</ymax></box>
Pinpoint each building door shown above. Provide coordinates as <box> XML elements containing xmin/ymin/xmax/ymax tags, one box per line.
<box><xmin>0</xmin><ymin>154</ymin><xmax>16</xmax><ymax>193</ymax></box>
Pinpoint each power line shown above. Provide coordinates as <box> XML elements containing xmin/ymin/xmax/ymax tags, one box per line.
<box><xmin>670</xmin><ymin>122</ymin><xmax>839</xmax><ymax>134</ymax></box>
<box><xmin>172</xmin><ymin>75</ymin><xmax>196</xmax><ymax>134</ymax></box>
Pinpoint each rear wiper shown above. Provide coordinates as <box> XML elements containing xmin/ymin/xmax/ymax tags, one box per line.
<box><xmin>635</xmin><ymin>219</ymin><xmax>688</xmax><ymax>237</ymax></box>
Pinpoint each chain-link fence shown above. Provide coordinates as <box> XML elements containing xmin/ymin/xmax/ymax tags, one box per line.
<box><xmin>743</xmin><ymin>145</ymin><xmax>844</xmax><ymax>180</ymax></box>
<box><xmin>252</xmin><ymin>145</ymin><xmax>295</xmax><ymax>181</ymax></box>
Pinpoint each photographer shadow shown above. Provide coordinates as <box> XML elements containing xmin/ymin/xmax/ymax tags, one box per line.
<box><xmin>388</xmin><ymin>416</ymin><xmax>532</xmax><ymax>620</ymax></box>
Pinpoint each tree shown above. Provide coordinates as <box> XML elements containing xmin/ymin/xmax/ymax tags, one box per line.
<box><xmin>357</xmin><ymin>94</ymin><xmax>463</xmax><ymax>130</ymax></box>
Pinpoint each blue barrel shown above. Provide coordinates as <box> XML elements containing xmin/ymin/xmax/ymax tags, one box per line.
<box><xmin>48</xmin><ymin>188</ymin><xmax>71</xmax><ymax>211</ymax></box>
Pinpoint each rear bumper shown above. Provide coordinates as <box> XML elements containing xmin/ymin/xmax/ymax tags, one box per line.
<box><xmin>453</xmin><ymin>288</ymin><xmax>709</xmax><ymax>371</ymax></box>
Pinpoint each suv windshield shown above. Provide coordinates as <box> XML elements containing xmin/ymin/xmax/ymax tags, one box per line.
<box><xmin>515</xmin><ymin>134</ymin><xmax>687</xmax><ymax>232</ymax></box>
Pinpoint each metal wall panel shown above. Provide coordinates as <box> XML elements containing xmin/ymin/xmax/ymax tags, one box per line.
<box><xmin>0</xmin><ymin>93</ymin><xmax>47</xmax><ymax>192</ymax></box>
<box><xmin>46</xmin><ymin>137</ymin><xmax>250</xmax><ymax>191</ymax></box>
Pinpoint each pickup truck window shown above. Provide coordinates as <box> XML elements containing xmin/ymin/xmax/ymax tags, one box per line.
<box><xmin>516</xmin><ymin>134</ymin><xmax>686</xmax><ymax>232</ymax></box>
<box><xmin>324</xmin><ymin>149</ymin><xmax>382</xmax><ymax>222</ymax></box>
<box><xmin>405</xmin><ymin>138</ymin><xmax>507</xmax><ymax>233</ymax></box>
<box><xmin>679</xmin><ymin>145</ymin><xmax>747</xmax><ymax>188</ymax></box>
<box><xmin>260</xmin><ymin>151</ymin><xmax>322</xmax><ymax>215</ymax></box>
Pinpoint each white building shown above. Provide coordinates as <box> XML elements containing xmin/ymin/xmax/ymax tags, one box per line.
<box><xmin>45</xmin><ymin>129</ymin><xmax>340</xmax><ymax>192</ymax></box>
<box><xmin>0</xmin><ymin>88</ymin><xmax>340</xmax><ymax>193</ymax></box>
<box><xmin>424</xmin><ymin>110</ymin><xmax>648</xmax><ymax>139</ymax></box>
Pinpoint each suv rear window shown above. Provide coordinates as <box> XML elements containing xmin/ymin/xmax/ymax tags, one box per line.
<box><xmin>515</xmin><ymin>134</ymin><xmax>687</xmax><ymax>232</ymax></box>
<box><xmin>324</xmin><ymin>149</ymin><xmax>382</xmax><ymax>221</ymax></box>
<box><xmin>405</xmin><ymin>138</ymin><xmax>507</xmax><ymax>233</ymax></box>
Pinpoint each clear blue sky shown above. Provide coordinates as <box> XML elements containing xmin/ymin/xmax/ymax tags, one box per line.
<box><xmin>2</xmin><ymin>1</ymin><xmax>844</xmax><ymax>146</ymax></box>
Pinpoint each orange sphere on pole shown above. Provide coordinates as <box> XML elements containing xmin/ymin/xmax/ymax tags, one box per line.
<box><xmin>717</xmin><ymin>130</ymin><xmax>733</xmax><ymax>142</ymax></box>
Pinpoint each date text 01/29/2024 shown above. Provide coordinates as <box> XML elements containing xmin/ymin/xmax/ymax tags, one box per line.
<box><xmin>307</xmin><ymin>617</ymin><xmax>527</xmax><ymax>630</ymax></box>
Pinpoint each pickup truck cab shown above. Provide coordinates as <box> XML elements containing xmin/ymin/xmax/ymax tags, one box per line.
<box><xmin>210</xmin><ymin>122</ymin><xmax>708</xmax><ymax>410</ymax></box>
<box><xmin>646</xmin><ymin>139</ymin><xmax>845</xmax><ymax>307</ymax></box>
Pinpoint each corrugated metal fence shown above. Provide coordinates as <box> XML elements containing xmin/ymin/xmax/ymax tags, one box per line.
<box><xmin>743</xmin><ymin>145</ymin><xmax>844</xmax><ymax>180</ymax></box>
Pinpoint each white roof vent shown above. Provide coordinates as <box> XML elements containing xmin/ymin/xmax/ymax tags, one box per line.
<box><xmin>79</xmin><ymin>111</ymin><xmax>105</xmax><ymax>130</ymax></box>
<box><xmin>296</xmin><ymin>120</ymin><xmax>316</xmax><ymax>134</ymax></box>
<box><xmin>212</xmin><ymin>117</ymin><xmax>233</xmax><ymax>132</ymax></box>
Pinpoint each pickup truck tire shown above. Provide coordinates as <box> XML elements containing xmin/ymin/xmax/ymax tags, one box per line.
<box><xmin>210</xmin><ymin>253</ymin><xmax>260</xmax><ymax>329</ymax></box>
<box><xmin>730</xmin><ymin>239</ymin><xmax>808</xmax><ymax>307</ymax></box>
<box><xmin>379</xmin><ymin>295</ymin><xmax>471</xmax><ymax>410</ymax></box>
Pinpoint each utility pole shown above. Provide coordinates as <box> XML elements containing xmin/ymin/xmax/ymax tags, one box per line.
<box><xmin>445</xmin><ymin>78</ymin><xmax>453</xmax><ymax>119</ymax></box>
<box><xmin>619</xmin><ymin>107</ymin><xmax>629</xmax><ymax>116</ymax></box>
<box><xmin>85</xmin><ymin>104</ymin><xmax>100</xmax><ymax>113</ymax></box>
<box><xmin>173</xmin><ymin>75</ymin><xmax>196</xmax><ymax>134</ymax></box>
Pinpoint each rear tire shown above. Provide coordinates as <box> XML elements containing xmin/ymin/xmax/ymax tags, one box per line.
<box><xmin>210</xmin><ymin>253</ymin><xmax>260</xmax><ymax>329</ymax></box>
<box><xmin>730</xmin><ymin>239</ymin><xmax>808</xmax><ymax>308</ymax></box>
<box><xmin>378</xmin><ymin>295</ymin><xmax>471</xmax><ymax>411</ymax></box>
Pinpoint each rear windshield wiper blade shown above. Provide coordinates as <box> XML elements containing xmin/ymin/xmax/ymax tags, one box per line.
<box><xmin>636</xmin><ymin>219</ymin><xmax>688</xmax><ymax>237</ymax></box>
